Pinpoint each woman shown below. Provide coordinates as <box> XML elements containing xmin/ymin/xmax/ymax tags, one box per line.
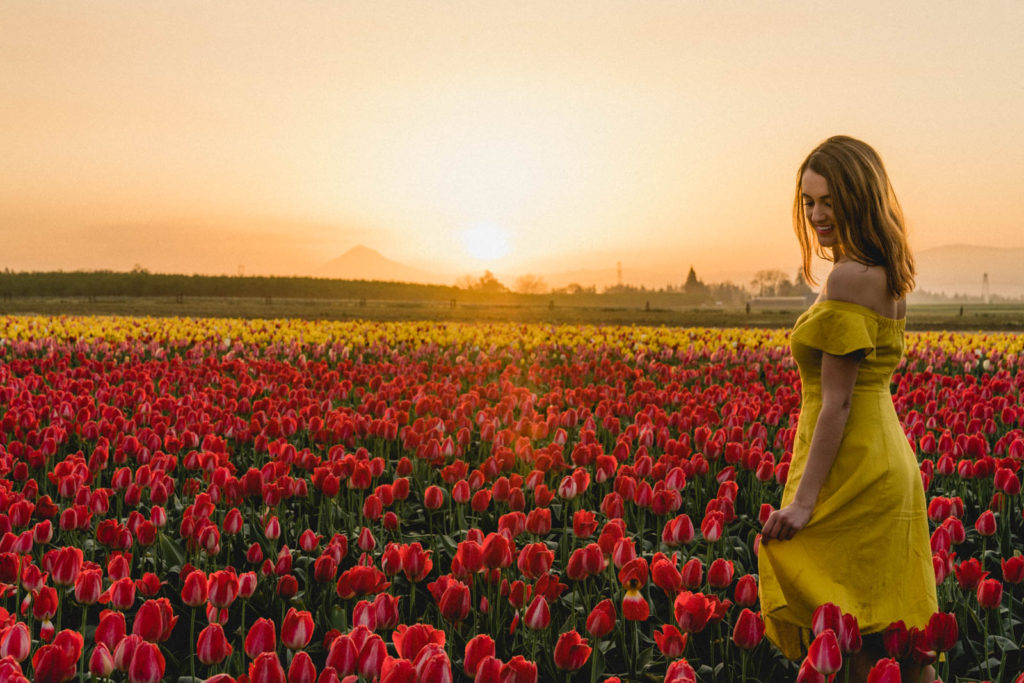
<box><xmin>758</xmin><ymin>136</ymin><xmax>938</xmax><ymax>681</ymax></box>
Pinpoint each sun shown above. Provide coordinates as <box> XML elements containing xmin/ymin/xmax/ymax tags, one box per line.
<box><xmin>460</xmin><ymin>223</ymin><xmax>511</xmax><ymax>261</ymax></box>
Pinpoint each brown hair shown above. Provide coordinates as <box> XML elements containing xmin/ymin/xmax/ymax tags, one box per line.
<box><xmin>793</xmin><ymin>135</ymin><xmax>915</xmax><ymax>299</ymax></box>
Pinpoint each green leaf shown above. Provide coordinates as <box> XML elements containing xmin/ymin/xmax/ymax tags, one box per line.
<box><xmin>989</xmin><ymin>634</ymin><xmax>1018</xmax><ymax>652</ymax></box>
<box><xmin>158</xmin><ymin>533</ymin><xmax>186</xmax><ymax>569</ymax></box>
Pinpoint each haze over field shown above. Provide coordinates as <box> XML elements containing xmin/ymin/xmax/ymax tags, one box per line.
<box><xmin>3</xmin><ymin>1</ymin><xmax>1023</xmax><ymax>294</ymax></box>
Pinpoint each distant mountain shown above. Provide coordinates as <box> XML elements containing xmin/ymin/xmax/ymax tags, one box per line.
<box><xmin>319</xmin><ymin>245</ymin><xmax>445</xmax><ymax>284</ymax></box>
<box><xmin>916</xmin><ymin>244</ymin><xmax>1024</xmax><ymax>297</ymax></box>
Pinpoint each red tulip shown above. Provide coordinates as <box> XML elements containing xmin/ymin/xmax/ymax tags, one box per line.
<box><xmin>481</xmin><ymin>533</ymin><xmax>513</xmax><ymax>570</ymax></box>
<box><xmin>247</xmin><ymin>542</ymin><xmax>264</xmax><ymax>564</ymax></box>
<box><xmin>245</xmin><ymin>618</ymin><xmax>278</xmax><ymax>658</ymax></box>
<box><xmin>525</xmin><ymin>508</ymin><xmax>551</xmax><ymax>536</ymax></box>
<box><xmin>357</xmin><ymin>527</ymin><xmax>376</xmax><ymax>552</ymax></box>
<box><xmin>674</xmin><ymin>591</ymin><xmax>714</xmax><ymax>633</ymax></box>
<box><xmin>75</xmin><ymin>567</ymin><xmax>103</xmax><ymax>605</ymax></box>
<box><xmin>240</xmin><ymin>571</ymin><xmax>259</xmax><ymax>598</ymax></box>
<box><xmin>908</xmin><ymin>626</ymin><xmax>937</xmax><ymax>665</ymax></box>
<box><xmin>572</xmin><ymin>509</ymin><xmax>598</xmax><ymax>538</ymax></box>
<box><xmin>734</xmin><ymin>574</ymin><xmax>758</xmax><ymax>606</ymax></box>
<box><xmin>437</xmin><ymin>578</ymin><xmax>471</xmax><ymax>623</ymax></box>
<box><xmin>264</xmin><ymin>516</ymin><xmax>281</xmax><ymax>540</ymax></box>
<box><xmin>882</xmin><ymin>620</ymin><xmax>909</xmax><ymax>658</ymax></box>
<box><xmin>0</xmin><ymin>621</ymin><xmax>30</xmax><ymax>662</ymax></box>
<box><xmin>866</xmin><ymin>657</ymin><xmax>901</xmax><ymax>683</ymax></box>
<box><xmin>680</xmin><ymin>557</ymin><xmax>703</xmax><ymax>589</ymax></box>
<box><xmin>90</xmin><ymin>642</ymin><xmax>115</xmax><ymax>677</ymax></box>
<box><xmin>954</xmin><ymin>557</ymin><xmax>988</xmax><ymax>590</ymax></box>
<box><xmin>924</xmin><ymin>611</ymin><xmax>957</xmax><ymax>652</ymax></box>
<box><xmin>282</xmin><ymin>608</ymin><xmax>315</xmax><ymax>650</ymax></box>
<box><xmin>654</xmin><ymin>624</ymin><xmax>688</xmax><ymax>658</ymax></box>
<box><xmin>392</xmin><ymin>623</ymin><xmax>445</xmax><ymax>660</ymax></box>
<box><xmin>401</xmin><ymin>542</ymin><xmax>433</xmax><ymax>582</ymax></box>
<box><xmin>796</xmin><ymin>657</ymin><xmax>826</xmax><ymax>683</ymax></box>
<box><xmin>197</xmin><ymin>623</ymin><xmax>233</xmax><ymax>665</ymax></box>
<box><xmin>32</xmin><ymin>642</ymin><xmax>78</xmax><ymax>683</ymax></box>
<box><xmin>452</xmin><ymin>480</ymin><xmax>471</xmax><ymax>504</ymax></box>
<box><xmin>324</xmin><ymin>633</ymin><xmax>358</xmax><ymax>676</ymax></box>
<box><xmin>807</xmin><ymin>628</ymin><xmax>842</xmax><ymax>674</ymax></box>
<box><xmin>249</xmin><ymin>652</ymin><xmax>286</xmax><ymax>683</ymax></box>
<box><xmin>132</xmin><ymin>598</ymin><xmax>177</xmax><ymax>643</ymax></box>
<box><xmin>287</xmin><ymin>650</ymin><xmax>317</xmax><ymax>683</ymax></box>
<box><xmin>221</xmin><ymin>507</ymin><xmax>243</xmax><ymax>535</ymax></box>
<box><xmin>175</xmin><ymin>570</ymin><xmax>206</xmax><ymax>608</ymax></box>
<box><xmin>732</xmin><ymin>608</ymin><xmax>765</xmax><ymax>649</ymax></box>
<box><xmin>700</xmin><ymin>510</ymin><xmax>724</xmax><ymax>542</ymax></box>
<box><xmin>411</xmin><ymin>643</ymin><xmax>451</xmax><ymax>683</ymax></box>
<box><xmin>662</xmin><ymin>514</ymin><xmax>695</xmax><ymax>545</ymax></box>
<box><xmin>313</xmin><ymin>555</ymin><xmax>339</xmax><ymax>584</ymax></box>
<box><xmin>208</xmin><ymin>568</ymin><xmax>240</xmax><ymax>608</ymax></box>
<box><xmin>474</xmin><ymin>655</ymin><xmax>503</xmax><ymax>683</ymax></box>
<box><xmin>524</xmin><ymin>595</ymin><xmax>551</xmax><ymax>630</ymax></box>
<box><xmin>380</xmin><ymin>656</ymin><xmax>417</xmax><ymax>683</ymax></box>
<box><xmin>50</xmin><ymin>546</ymin><xmax>83</xmax><ymax>587</ymax></box>
<box><xmin>516</xmin><ymin>543</ymin><xmax>554</xmax><ymax>580</ymax></box>
<box><xmin>977</xmin><ymin>578</ymin><xmax>1003</xmax><ymax>608</ymax></box>
<box><xmin>127</xmin><ymin>641</ymin><xmax>165</xmax><ymax>683</ymax></box>
<box><xmin>95</xmin><ymin>609</ymin><xmax>127</xmax><ymax>651</ymax></box>
<box><xmin>840</xmin><ymin>613</ymin><xmax>861</xmax><ymax>653</ymax></box>
<box><xmin>611</xmin><ymin>537</ymin><xmax>636</xmax><ymax>568</ymax></box>
<box><xmin>975</xmin><ymin>509</ymin><xmax>997</xmax><ymax>536</ymax></box>
<box><xmin>500</xmin><ymin>655</ymin><xmax>538</xmax><ymax>683</ymax></box>
<box><xmin>32</xmin><ymin>585</ymin><xmax>59</xmax><ymax>621</ymax></box>
<box><xmin>707</xmin><ymin>558</ymin><xmax>734</xmax><ymax>588</ymax></box>
<box><xmin>811</xmin><ymin>602</ymin><xmax>843</xmax><ymax>638</ymax></box>
<box><xmin>424</xmin><ymin>485</ymin><xmax>444</xmax><ymax>510</ymax></box>
<box><xmin>651</xmin><ymin>556</ymin><xmax>682</xmax><ymax>595</ymax></box>
<box><xmin>585</xmin><ymin>599</ymin><xmax>616</xmax><ymax>638</ymax></box>
<box><xmin>464</xmin><ymin>634</ymin><xmax>495</xmax><ymax>677</ymax></box>
<box><xmin>553</xmin><ymin>630</ymin><xmax>591</xmax><ymax>671</ymax></box>
<box><xmin>336</xmin><ymin>565</ymin><xmax>389</xmax><ymax>599</ymax></box>
<box><xmin>1003</xmin><ymin>555</ymin><xmax>1024</xmax><ymax>584</ymax></box>
<box><xmin>664</xmin><ymin>658</ymin><xmax>697</xmax><ymax>683</ymax></box>
<box><xmin>357</xmin><ymin>633</ymin><xmax>387</xmax><ymax>680</ymax></box>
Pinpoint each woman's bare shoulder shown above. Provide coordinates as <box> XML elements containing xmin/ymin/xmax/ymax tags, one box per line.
<box><xmin>824</xmin><ymin>262</ymin><xmax>895</xmax><ymax>313</ymax></box>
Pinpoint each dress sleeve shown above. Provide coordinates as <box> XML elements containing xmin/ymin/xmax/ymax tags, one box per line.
<box><xmin>790</xmin><ymin>306</ymin><xmax>878</xmax><ymax>359</ymax></box>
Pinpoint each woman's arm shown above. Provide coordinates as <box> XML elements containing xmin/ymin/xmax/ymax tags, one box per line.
<box><xmin>761</xmin><ymin>346</ymin><xmax>862</xmax><ymax>542</ymax></box>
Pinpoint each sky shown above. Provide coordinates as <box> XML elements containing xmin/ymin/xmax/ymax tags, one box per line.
<box><xmin>3</xmin><ymin>1</ymin><xmax>1023</xmax><ymax>288</ymax></box>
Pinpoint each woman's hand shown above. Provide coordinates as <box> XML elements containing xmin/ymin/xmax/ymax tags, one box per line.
<box><xmin>761</xmin><ymin>502</ymin><xmax>814</xmax><ymax>542</ymax></box>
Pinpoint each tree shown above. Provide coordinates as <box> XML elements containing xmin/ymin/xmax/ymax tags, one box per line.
<box><xmin>683</xmin><ymin>266</ymin><xmax>709</xmax><ymax>302</ymax></box>
<box><xmin>474</xmin><ymin>270</ymin><xmax>507</xmax><ymax>293</ymax></box>
<box><xmin>513</xmin><ymin>274</ymin><xmax>548</xmax><ymax>294</ymax></box>
<box><xmin>750</xmin><ymin>269</ymin><xmax>791</xmax><ymax>297</ymax></box>
<box><xmin>790</xmin><ymin>269</ymin><xmax>814</xmax><ymax>296</ymax></box>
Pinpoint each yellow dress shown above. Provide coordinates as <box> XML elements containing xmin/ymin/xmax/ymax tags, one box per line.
<box><xmin>758</xmin><ymin>299</ymin><xmax>938</xmax><ymax>660</ymax></box>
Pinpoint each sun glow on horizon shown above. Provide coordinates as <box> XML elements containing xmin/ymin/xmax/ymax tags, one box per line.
<box><xmin>460</xmin><ymin>223</ymin><xmax>511</xmax><ymax>262</ymax></box>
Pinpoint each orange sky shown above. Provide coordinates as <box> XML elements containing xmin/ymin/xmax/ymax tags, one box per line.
<box><xmin>3</xmin><ymin>1</ymin><xmax>1023</xmax><ymax>288</ymax></box>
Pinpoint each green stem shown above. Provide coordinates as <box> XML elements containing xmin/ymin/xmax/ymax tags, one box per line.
<box><xmin>189</xmin><ymin>606</ymin><xmax>197</xmax><ymax>681</ymax></box>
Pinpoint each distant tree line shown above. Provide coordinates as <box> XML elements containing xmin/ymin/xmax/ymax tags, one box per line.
<box><xmin>0</xmin><ymin>268</ymin><xmax>460</xmax><ymax>301</ymax></box>
<box><xmin>3</xmin><ymin>267</ymin><xmax>1004</xmax><ymax>307</ymax></box>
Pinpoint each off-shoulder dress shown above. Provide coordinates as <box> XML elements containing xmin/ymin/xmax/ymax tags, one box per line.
<box><xmin>758</xmin><ymin>299</ymin><xmax>938</xmax><ymax>659</ymax></box>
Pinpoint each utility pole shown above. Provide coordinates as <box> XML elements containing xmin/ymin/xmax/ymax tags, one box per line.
<box><xmin>617</xmin><ymin>261</ymin><xmax>623</xmax><ymax>287</ymax></box>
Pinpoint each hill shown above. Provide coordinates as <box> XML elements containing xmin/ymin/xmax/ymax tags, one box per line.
<box><xmin>319</xmin><ymin>245</ymin><xmax>444</xmax><ymax>284</ymax></box>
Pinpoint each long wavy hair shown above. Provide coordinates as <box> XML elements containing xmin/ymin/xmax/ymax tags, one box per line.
<box><xmin>794</xmin><ymin>135</ymin><xmax>915</xmax><ymax>299</ymax></box>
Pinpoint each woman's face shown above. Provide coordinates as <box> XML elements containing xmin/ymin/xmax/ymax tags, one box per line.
<box><xmin>800</xmin><ymin>169</ymin><xmax>837</xmax><ymax>249</ymax></box>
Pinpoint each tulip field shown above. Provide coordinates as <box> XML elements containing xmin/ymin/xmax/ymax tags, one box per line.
<box><xmin>2</xmin><ymin>314</ymin><xmax>1024</xmax><ymax>683</ymax></box>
